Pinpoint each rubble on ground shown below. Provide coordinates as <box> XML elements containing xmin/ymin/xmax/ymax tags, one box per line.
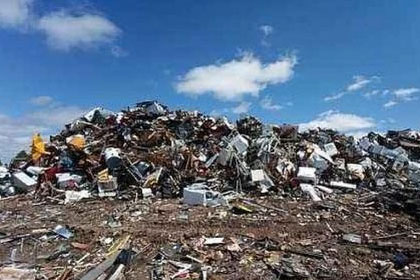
<box><xmin>1</xmin><ymin>101</ymin><xmax>420</xmax><ymax>279</ymax></box>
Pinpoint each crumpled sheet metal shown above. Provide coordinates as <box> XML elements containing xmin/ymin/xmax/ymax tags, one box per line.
<box><xmin>1</xmin><ymin>101</ymin><xmax>420</xmax><ymax>220</ymax></box>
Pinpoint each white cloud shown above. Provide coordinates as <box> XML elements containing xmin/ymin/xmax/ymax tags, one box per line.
<box><xmin>30</xmin><ymin>95</ymin><xmax>54</xmax><ymax>106</ymax></box>
<box><xmin>363</xmin><ymin>90</ymin><xmax>380</xmax><ymax>98</ymax></box>
<box><xmin>392</xmin><ymin>88</ymin><xmax>419</xmax><ymax>101</ymax></box>
<box><xmin>382</xmin><ymin>89</ymin><xmax>390</xmax><ymax>96</ymax></box>
<box><xmin>0</xmin><ymin>1</ymin><xmax>123</xmax><ymax>55</ymax></box>
<box><xmin>260</xmin><ymin>25</ymin><xmax>274</xmax><ymax>46</ymax></box>
<box><xmin>29</xmin><ymin>105</ymin><xmax>85</xmax><ymax>127</ymax></box>
<box><xmin>260</xmin><ymin>25</ymin><xmax>274</xmax><ymax>36</ymax></box>
<box><xmin>380</xmin><ymin>118</ymin><xmax>396</xmax><ymax>124</ymax></box>
<box><xmin>325</xmin><ymin>75</ymin><xmax>379</xmax><ymax>101</ymax></box>
<box><xmin>300</xmin><ymin>110</ymin><xmax>375</xmax><ymax>133</ymax></box>
<box><xmin>36</xmin><ymin>11</ymin><xmax>121</xmax><ymax>51</ymax></box>
<box><xmin>232</xmin><ymin>101</ymin><xmax>251</xmax><ymax>114</ymax></box>
<box><xmin>382</xmin><ymin>88</ymin><xmax>419</xmax><ymax>108</ymax></box>
<box><xmin>175</xmin><ymin>53</ymin><xmax>297</xmax><ymax>101</ymax></box>
<box><xmin>260</xmin><ymin>96</ymin><xmax>283</xmax><ymax>111</ymax></box>
<box><xmin>0</xmin><ymin>105</ymin><xmax>86</xmax><ymax>162</ymax></box>
<box><xmin>0</xmin><ymin>0</ymin><xmax>33</xmax><ymax>28</ymax></box>
<box><xmin>383</xmin><ymin>100</ymin><xmax>397</xmax><ymax>108</ymax></box>
<box><xmin>324</xmin><ymin>92</ymin><xmax>346</xmax><ymax>101</ymax></box>
<box><xmin>347</xmin><ymin>75</ymin><xmax>377</xmax><ymax>91</ymax></box>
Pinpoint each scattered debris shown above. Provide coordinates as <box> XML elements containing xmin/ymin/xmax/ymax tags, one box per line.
<box><xmin>1</xmin><ymin>101</ymin><xmax>420</xmax><ymax>279</ymax></box>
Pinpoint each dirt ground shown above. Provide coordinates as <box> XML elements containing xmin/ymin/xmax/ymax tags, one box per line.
<box><xmin>1</xmin><ymin>192</ymin><xmax>420</xmax><ymax>280</ymax></box>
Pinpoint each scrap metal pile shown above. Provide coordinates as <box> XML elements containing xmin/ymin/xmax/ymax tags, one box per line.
<box><xmin>1</xmin><ymin>101</ymin><xmax>420</xmax><ymax>279</ymax></box>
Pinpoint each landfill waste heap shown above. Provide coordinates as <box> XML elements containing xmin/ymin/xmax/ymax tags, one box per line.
<box><xmin>1</xmin><ymin>100</ymin><xmax>420</xmax><ymax>280</ymax></box>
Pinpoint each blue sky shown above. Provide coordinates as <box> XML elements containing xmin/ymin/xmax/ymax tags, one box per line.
<box><xmin>0</xmin><ymin>0</ymin><xmax>420</xmax><ymax>161</ymax></box>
